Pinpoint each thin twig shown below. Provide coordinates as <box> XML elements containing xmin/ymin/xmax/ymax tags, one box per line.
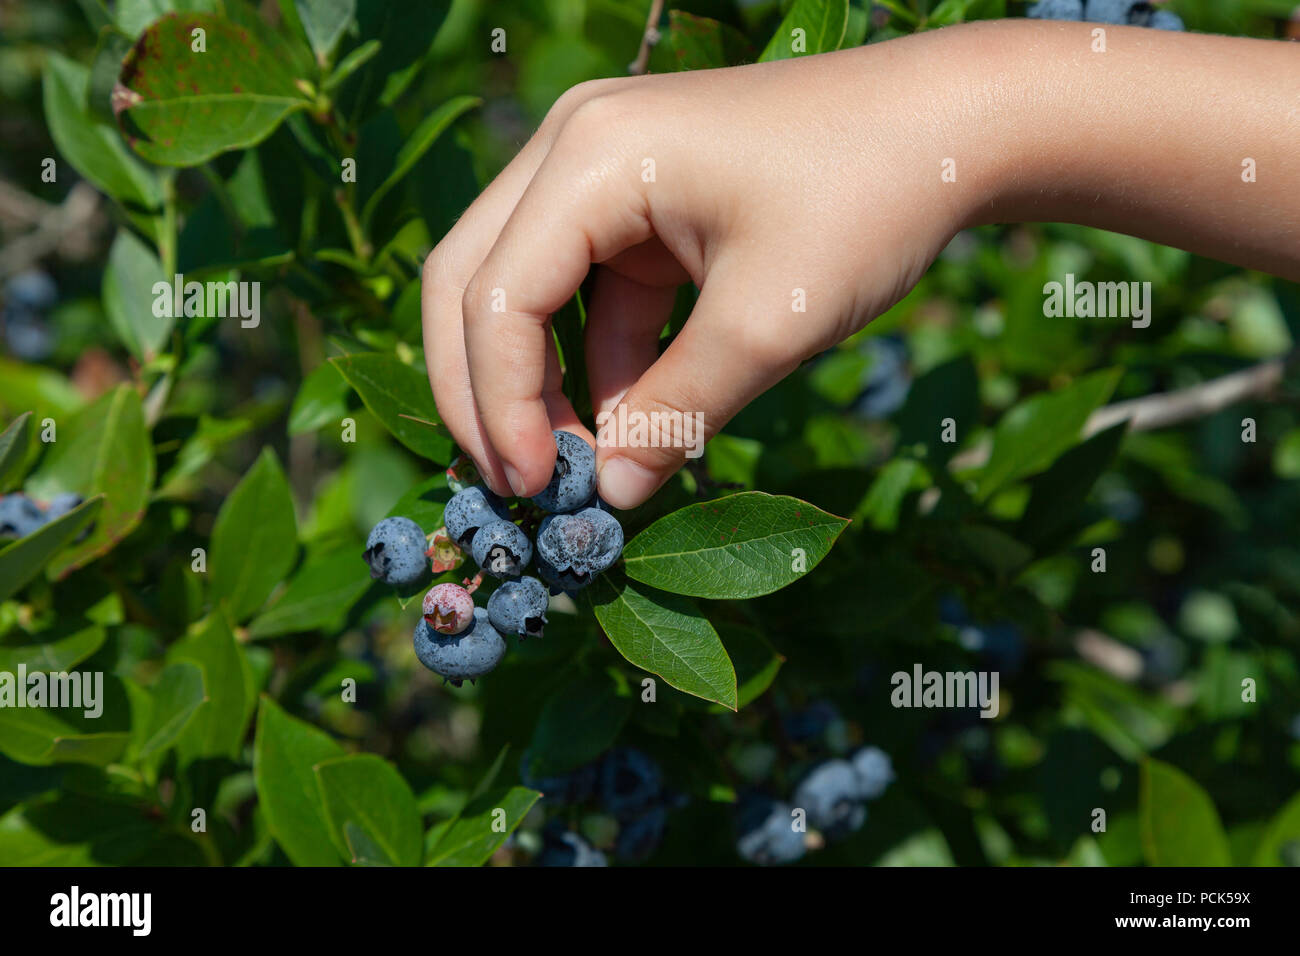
<box><xmin>949</xmin><ymin>356</ymin><xmax>1294</xmax><ymax>471</ymax></box>
<box><xmin>628</xmin><ymin>0</ymin><xmax>665</xmax><ymax>75</ymax></box>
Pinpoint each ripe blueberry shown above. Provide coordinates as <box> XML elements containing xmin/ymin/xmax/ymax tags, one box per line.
<box><xmin>363</xmin><ymin>516</ymin><xmax>428</xmax><ymax>587</ymax></box>
<box><xmin>735</xmin><ymin>795</ymin><xmax>806</xmax><ymax>866</ymax></box>
<box><xmin>850</xmin><ymin>746</ymin><xmax>896</xmax><ymax>800</ymax></box>
<box><xmin>0</xmin><ymin>494</ymin><xmax>45</xmax><ymax>538</ymax></box>
<box><xmin>530</xmin><ymin>430</ymin><xmax>596</xmax><ymax>513</ymax></box>
<box><xmin>469</xmin><ymin>518</ymin><xmax>532</xmax><ymax>579</ymax></box>
<box><xmin>487</xmin><ymin>576</ymin><xmax>549</xmax><ymax>639</ymax></box>
<box><xmin>793</xmin><ymin>759</ymin><xmax>867</xmax><ymax>839</ymax></box>
<box><xmin>422</xmin><ymin>583</ymin><xmax>475</xmax><ymax>635</ymax></box>
<box><xmin>1147</xmin><ymin>9</ymin><xmax>1183</xmax><ymax>29</ymax></box>
<box><xmin>412</xmin><ymin>606</ymin><xmax>506</xmax><ymax>686</ymax></box>
<box><xmin>537</xmin><ymin>828</ymin><xmax>607</xmax><ymax>867</ymax></box>
<box><xmin>45</xmin><ymin>492</ymin><xmax>84</xmax><ymax>520</ymax></box>
<box><xmin>1028</xmin><ymin>0</ymin><xmax>1085</xmax><ymax>18</ymax></box>
<box><xmin>598</xmin><ymin>747</ymin><xmax>662</xmax><ymax>819</ymax></box>
<box><xmin>1084</xmin><ymin>0</ymin><xmax>1136</xmax><ymax>23</ymax></box>
<box><xmin>536</xmin><ymin>507</ymin><xmax>623</xmax><ymax>588</ymax></box>
<box><xmin>442</xmin><ymin>484</ymin><xmax>510</xmax><ymax>550</ymax></box>
<box><xmin>5</xmin><ymin>269</ymin><xmax>58</xmax><ymax>310</ymax></box>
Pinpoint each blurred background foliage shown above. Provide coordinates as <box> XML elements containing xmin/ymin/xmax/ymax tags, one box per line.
<box><xmin>0</xmin><ymin>0</ymin><xmax>1298</xmax><ymax>867</ymax></box>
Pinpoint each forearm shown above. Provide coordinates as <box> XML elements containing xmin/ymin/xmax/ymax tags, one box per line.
<box><xmin>943</xmin><ymin>20</ymin><xmax>1300</xmax><ymax>279</ymax></box>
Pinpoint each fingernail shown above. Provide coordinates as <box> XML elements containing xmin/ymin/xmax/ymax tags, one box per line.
<box><xmin>598</xmin><ymin>456</ymin><xmax>660</xmax><ymax>509</ymax></box>
<box><xmin>503</xmin><ymin>463</ymin><xmax>528</xmax><ymax>497</ymax></box>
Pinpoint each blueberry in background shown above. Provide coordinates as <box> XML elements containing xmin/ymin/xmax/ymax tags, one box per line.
<box><xmin>735</xmin><ymin>794</ymin><xmax>806</xmax><ymax>866</ymax></box>
<box><xmin>850</xmin><ymin>746</ymin><xmax>896</xmax><ymax>800</ymax></box>
<box><xmin>537</xmin><ymin>828</ymin><xmax>607</xmax><ymax>867</ymax></box>
<box><xmin>519</xmin><ymin>749</ymin><xmax>598</xmax><ymax>805</ymax></box>
<box><xmin>598</xmin><ymin>747</ymin><xmax>663</xmax><ymax>818</ymax></box>
<box><xmin>363</xmin><ymin>516</ymin><xmax>428</xmax><ymax>587</ymax></box>
<box><xmin>1084</xmin><ymin>0</ymin><xmax>1138</xmax><ymax>22</ymax></box>
<box><xmin>412</xmin><ymin>607</ymin><xmax>507</xmax><ymax>686</ymax></box>
<box><xmin>530</xmin><ymin>430</ymin><xmax>596</xmax><ymax>513</ymax></box>
<box><xmin>852</xmin><ymin>336</ymin><xmax>911</xmax><ymax>420</ymax></box>
<box><xmin>793</xmin><ymin>759</ymin><xmax>867</xmax><ymax>839</ymax></box>
<box><xmin>487</xmin><ymin>576</ymin><xmax>549</xmax><ymax>639</ymax></box>
<box><xmin>614</xmin><ymin>807</ymin><xmax>666</xmax><ymax>863</ymax></box>
<box><xmin>4</xmin><ymin>268</ymin><xmax>58</xmax><ymax>311</ymax></box>
<box><xmin>1028</xmin><ymin>0</ymin><xmax>1085</xmax><ymax>18</ymax></box>
<box><xmin>0</xmin><ymin>494</ymin><xmax>45</xmax><ymax>538</ymax></box>
<box><xmin>782</xmin><ymin>699</ymin><xmax>840</xmax><ymax>744</ymax></box>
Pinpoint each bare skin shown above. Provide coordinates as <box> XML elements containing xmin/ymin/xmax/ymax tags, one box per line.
<box><xmin>422</xmin><ymin>19</ymin><xmax>1300</xmax><ymax>509</ymax></box>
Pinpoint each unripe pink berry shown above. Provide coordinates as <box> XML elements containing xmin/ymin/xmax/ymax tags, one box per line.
<box><xmin>423</xmin><ymin>583</ymin><xmax>475</xmax><ymax>635</ymax></box>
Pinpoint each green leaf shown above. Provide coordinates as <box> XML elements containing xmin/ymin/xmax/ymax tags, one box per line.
<box><xmin>323</xmin><ymin>38</ymin><xmax>380</xmax><ymax>92</ymax></box>
<box><xmin>0</xmin><ymin>626</ymin><xmax>106</xmax><ymax>673</ymax></box>
<box><xmin>249</xmin><ymin>547</ymin><xmax>372</xmax><ymax>638</ymax></box>
<box><xmin>116</xmin><ymin>13</ymin><xmax>313</xmax><ymax>166</ymax></box>
<box><xmin>1139</xmin><ymin>758</ymin><xmax>1231</xmax><ymax>866</ymax></box>
<box><xmin>588</xmin><ymin>570</ymin><xmax>738</xmax><ymax>710</ymax></box>
<box><xmin>426</xmin><ymin>786</ymin><xmax>540</xmax><ymax>866</ymax></box>
<box><xmin>622</xmin><ymin>492</ymin><xmax>849</xmax><ymax>600</ymax></box>
<box><xmin>0</xmin><ymin>498</ymin><xmax>104</xmax><ymax>602</ymax></box>
<box><xmin>895</xmin><ymin>354</ymin><xmax>979</xmax><ymax>467</ymax></box>
<box><xmin>1018</xmin><ymin>421</ymin><xmax>1127</xmax><ymax>546</ymax></box>
<box><xmin>87</xmin><ymin>26</ymin><xmax>134</xmax><ymax>124</ymax></box>
<box><xmin>0</xmin><ymin>671</ymin><xmax>131</xmax><ymax>767</ymax></box>
<box><xmin>210</xmin><ymin>448</ymin><xmax>299</xmax><ymax>622</ymax></box>
<box><xmin>42</xmin><ymin>53</ymin><xmax>161</xmax><ymax>215</ymax></box>
<box><xmin>716</xmin><ymin>622</ymin><xmax>783</xmax><ymax>711</ymax></box>
<box><xmin>167</xmin><ymin>614</ymin><xmax>249</xmax><ymax>760</ymax></box>
<box><xmin>360</xmin><ymin>95</ymin><xmax>480</xmax><ymax>230</ymax></box>
<box><xmin>759</xmin><ymin>0</ymin><xmax>849</xmax><ymax>61</ymax></box>
<box><xmin>330</xmin><ymin>353</ymin><xmax>452</xmax><ymax>463</ymax></box>
<box><xmin>288</xmin><ymin>361</ymin><xmax>350</xmax><ymax>436</ymax></box>
<box><xmin>135</xmin><ymin>661</ymin><xmax>206</xmax><ymax>760</ymax></box>
<box><xmin>103</xmin><ymin>228</ymin><xmax>170</xmax><ymax>360</ymax></box>
<box><xmin>978</xmin><ymin>369</ymin><xmax>1122</xmax><ymax>498</ymax></box>
<box><xmin>295</xmin><ymin>0</ymin><xmax>355</xmax><ymax>63</ymax></box>
<box><xmin>385</xmin><ymin>475</ymin><xmax>451</xmax><ymax>532</ymax></box>
<box><xmin>526</xmin><ymin>669</ymin><xmax>633</xmax><ymax>776</ymax></box>
<box><xmin>25</xmin><ymin>384</ymin><xmax>153</xmax><ymax>578</ymax></box>
<box><xmin>856</xmin><ymin>458</ymin><xmax>924</xmax><ymax>531</ymax></box>
<box><xmin>253</xmin><ymin>696</ymin><xmax>344</xmax><ymax>866</ymax></box>
<box><xmin>1253</xmin><ymin>791</ymin><xmax>1300</xmax><ymax>866</ymax></box>
<box><xmin>649</xmin><ymin>11</ymin><xmax>755</xmax><ymax>72</ymax></box>
<box><xmin>0</xmin><ymin>412</ymin><xmax>32</xmax><ymax>491</ymax></box>
<box><xmin>314</xmin><ymin>754</ymin><xmax>423</xmax><ymax>866</ymax></box>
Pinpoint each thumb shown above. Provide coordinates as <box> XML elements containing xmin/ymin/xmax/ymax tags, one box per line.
<box><xmin>594</xmin><ymin>264</ymin><xmax>807</xmax><ymax>509</ymax></box>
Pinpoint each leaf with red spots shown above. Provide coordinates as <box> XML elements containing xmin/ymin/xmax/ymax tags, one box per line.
<box><xmin>115</xmin><ymin>12</ymin><xmax>312</xmax><ymax>166</ymax></box>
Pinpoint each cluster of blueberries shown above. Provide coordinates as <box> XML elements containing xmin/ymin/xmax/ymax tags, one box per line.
<box><xmin>2</xmin><ymin>269</ymin><xmax>58</xmax><ymax>362</ymax></box>
<box><xmin>525</xmin><ymin>747</ymin><xmax>679</xmax><ymax>866</ymax></box>
<box><xmin>0</xmin><ymin>491</ymin><xmax>88</xmax><ymax>540</ymax></box>
<box><xmin>361</xmin><ymin>430</ymin><xmax>623</xmax><ymax>686</ymax></box>
<box><xmin>736</xmin><ymin>745</ymin><xmax>896</xmax><ymax>865</ymax></box>
<box><xmin>1028</xmin><ymin>0</ymin><xmax>1185</xmax><ymax>29</ymax></box>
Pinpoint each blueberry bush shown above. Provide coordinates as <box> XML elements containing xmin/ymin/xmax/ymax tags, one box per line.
<box><xmin>1</xmin><ymin>0</ymin><xmax>1299</xmax><ymax>868</ymax></box>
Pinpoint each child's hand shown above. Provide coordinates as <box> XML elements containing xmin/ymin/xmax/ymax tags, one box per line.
<box><xmin>423</xmin><ymin>20</ymin><xmax>1299</xmax><ymax>508</ymax></box>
